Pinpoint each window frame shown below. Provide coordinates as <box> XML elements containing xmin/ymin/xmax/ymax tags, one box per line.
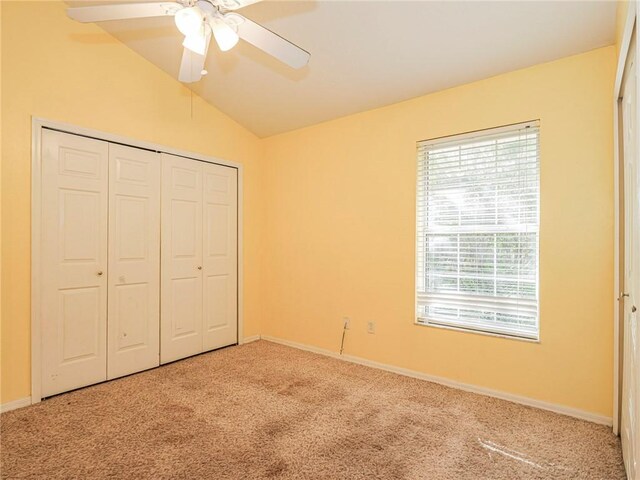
<box><xmin>414</xmin><ymin>121</ymin><xmax>541</xmax><ymax>342</ymax></box>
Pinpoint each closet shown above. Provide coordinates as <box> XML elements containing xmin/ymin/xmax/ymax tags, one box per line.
<box><xmin>39</xmin><ymin>129</ymin><xmax>238</xmax><ymax>398</ymax></box>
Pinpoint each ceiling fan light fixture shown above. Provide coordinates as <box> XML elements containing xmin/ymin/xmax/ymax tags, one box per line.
<box><xmin>182</xmin><ymin>24</ymin><xmax>211</xmax><ymax>55</ymax></box>
<box><xmin>174</xmin><ymin>6</ymin><xmax>204</xmax><ymax>37</ymax></box>
<box><xmin>211</xmin><ymin>19</ymin><xmax>239</xmax><ymax>52</ymax></box>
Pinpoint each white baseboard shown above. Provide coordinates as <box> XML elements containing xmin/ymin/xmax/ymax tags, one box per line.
<box><xmin>1</xmin><ymin>396</ymin><xmax>32</xmax><ymax>413</ymax></box>
<box><xmin>260</xmin><ymin>335</ymin><xmax>612</xmax><ymax>427</ymax></box>
<box><xmin>3</xmin><ymin>337</ymin><xmax>611</xmax><ymax>426</ymax></box>
<box><xmin>241</xmin><ymin>334</ymin><xmax>261</xmax><ymax>344</ymax></box>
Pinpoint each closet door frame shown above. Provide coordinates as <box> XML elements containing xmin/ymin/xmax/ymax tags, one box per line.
<box><xmin>31</xmin><ymin>117</ymin><xmax>245</xmax><ymax>404</ymax></box>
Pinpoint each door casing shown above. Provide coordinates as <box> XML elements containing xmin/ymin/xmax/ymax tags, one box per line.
<box><xmin>614</xmin><ymin>1</ymin><xmax>639</xmax><ymax>437</ymax></box>
<box><xmin>620</xmin><ymin>25</ymin><xmax>639</xmax><ymax>479</ymax></box>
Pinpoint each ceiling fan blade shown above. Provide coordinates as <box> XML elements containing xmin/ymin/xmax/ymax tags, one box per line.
<box><xmin>67</xmin><ymin>2</ymin><xmax>182</xmax><ymax>23</ymax></box>
<box><xmin>215</xmin><ymin>0</ymin><xmax>262</xmax><ymax>11</ymax></box>
<box><xmin>179</xmin><ymin>31</ymin><xmax>211</xmax><ymax>83</ymax></box>
<box><xmin>225</xmin><ymin>13</ymin><xmax>309</xmax><ymax>69</ymax></box>
<box><xmin>179</xmin><ymin>48</ymin><xmax>206</xmax><ymax>83</ymax></box>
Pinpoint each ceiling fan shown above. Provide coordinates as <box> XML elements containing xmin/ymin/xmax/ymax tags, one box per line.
<box><xmin>67</xmin><ymin>0</ymin><xmax>311</xmax><ymax>83</ymax></box>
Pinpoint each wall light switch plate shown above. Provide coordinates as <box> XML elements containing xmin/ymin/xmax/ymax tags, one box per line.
<box><xmin>367</xmin><ymin>321</ymin><xmax>375</xmax><ymax>334</ymax></box>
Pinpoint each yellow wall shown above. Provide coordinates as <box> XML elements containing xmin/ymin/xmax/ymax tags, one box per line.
<box><xmin>0</xmin><ymin>0</ymin><xmax>619</xmax><ymax>418</ymax></box>
<box><xmin>0</xmin><ymin>1</ymin><xmax>265</xmax><ymax>403</ymax></box>
<box><xmin>262</xmin><ymin>47</ymin><xmax>616</xmax><ymax>417</ymax></box>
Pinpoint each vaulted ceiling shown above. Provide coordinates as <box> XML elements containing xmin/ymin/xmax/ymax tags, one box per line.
<box><xmin>76</xmin><ymin>1</ymin><xmax>617</xmax><ymax>137</ymax></box>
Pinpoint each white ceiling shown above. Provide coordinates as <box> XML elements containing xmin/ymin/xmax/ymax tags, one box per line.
<box><xmin>76</xmin><ymin>1</ymin><xmax>617</xmax><ymax>137</ymax></box>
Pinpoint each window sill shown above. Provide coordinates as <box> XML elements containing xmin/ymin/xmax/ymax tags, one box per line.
<box><xmin>414</xmin><ymin>318</ymin><xmax>540</xmax><ymax>343</ymax></box>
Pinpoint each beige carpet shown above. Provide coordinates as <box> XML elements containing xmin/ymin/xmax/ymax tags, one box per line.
<box><xmin>1</xmin><ymin>340</ymin><xmax>625</xmax><ymax>479</ymax></box>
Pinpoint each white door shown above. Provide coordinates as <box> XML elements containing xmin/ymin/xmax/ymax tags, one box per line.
<box><xmin>107</xmin><ymin>144</ymin><xmax>161</xmax><ymax>379</ymax></box>
<box><xmin>202</xmin><ymin>163</ymin><xmax>238</xmax><ymax>351</ymax></box>
<box><xmin>41</xmin><ymin>130</ymin><xmax>108</xmax><ymax>397</ymax></box>
<box><xmin>621</xmin><ymin>27</ymin><xmax>639</xmax><ymax>480</ymax></box>
<box><xmin>161</xmin><ymin>153</ymin><xmax>204</xmax><ymax>363</ymax></box>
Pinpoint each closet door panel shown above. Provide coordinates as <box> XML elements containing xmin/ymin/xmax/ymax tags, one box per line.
<box><xmin>202</xmin><ymin>163</ymin><xmax>238</xmax><ymax>351</ymax></box>
<box><xmin>107</xmin><ymin>144</ymin><xmax>161</xmax><ymax>379</ymax></box>
<box><xmin>41</xmin><ymin>130</ymin><xmax>109</xmax><ymax>397</ymax></box>
<box><xmin>161</xmin><ymin>153</ymin><xmax>203</xmax><ymax>363</ymax></box>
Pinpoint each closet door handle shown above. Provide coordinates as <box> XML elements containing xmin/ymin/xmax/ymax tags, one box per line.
<box><xmin>97</xmin><ymin>271</ymin><xmax>103</xmax><ymax>276</ymax></box>
<box><xmin>197</xmin><ymin>266</ymin><xmax>202</xmax><ymax>270</ymax></box>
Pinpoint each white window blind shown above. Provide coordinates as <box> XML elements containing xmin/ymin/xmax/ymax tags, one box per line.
<box><xmin>416</xmin><ymin>121</ymin><xmax>540</xmax><ymax>340</ymax></box>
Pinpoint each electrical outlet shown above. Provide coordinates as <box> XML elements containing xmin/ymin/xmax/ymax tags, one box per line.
<box><xmin>343</xmin><ymin>317</ymin><xmax>351</xmax><ymax>330</ymax></box>
<box><xmin>367</xmin><ymin>321</ymin><xmax>376</xmax><ymax>334</ymax></box>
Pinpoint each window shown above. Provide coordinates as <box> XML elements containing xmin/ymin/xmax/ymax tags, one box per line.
<box><xmin>416</xmin><ymin>121</ymin><xmax>540</xmax><ymax>340</ymax></box>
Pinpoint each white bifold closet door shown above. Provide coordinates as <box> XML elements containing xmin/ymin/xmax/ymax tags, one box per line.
<box><xmin>202</xmin><ymin>159</ymin><xmax>238</xmax><ymax>351</ymax></box>
<box><xmin>41</xmin><ymin>130</ymin><xmax>109</xmax><ymax>397</ymax></box>
<box><xmin>107</xmin><ymin>144</ymin><xmax>161</xmax><ymax>379</ymax></box>
<box><xmin>41</xmin><ymin>131</ymin><xmax>161</xmax><ymax>397</ymax></box>
<box><xmin>160</xmin><ymin>154</ymin><xmax>203</xmax><ymax>362</ymax></box>
<box><xmin>160</xmin><ymin>153</ymin><xmax>238</xmax><ymax>364</ymax></box>
<box><xmin>40</xmin><ymin>130</ymin><xmax>237</xmax><ymax>397</ymax></box>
